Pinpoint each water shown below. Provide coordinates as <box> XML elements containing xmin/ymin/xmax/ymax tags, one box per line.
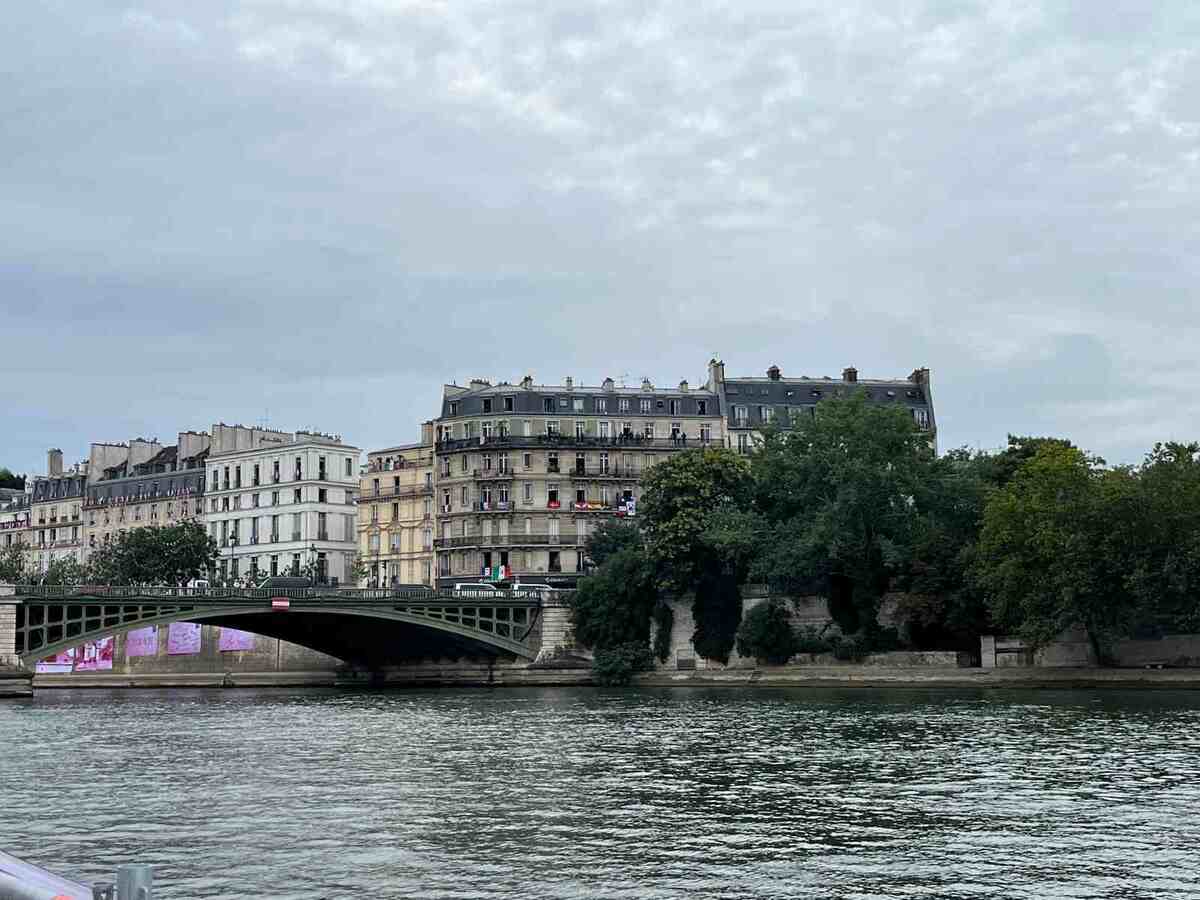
<box><xmin>2</xmin><ymin>686</ymin><xmax>1198</xmax><ymax>899</ymax></box>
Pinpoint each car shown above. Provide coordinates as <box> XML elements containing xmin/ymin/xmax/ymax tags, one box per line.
<box><xmin>453</xmin><ymin>582</ymin><xmax>504</xmax><ymax>596</ymax></box>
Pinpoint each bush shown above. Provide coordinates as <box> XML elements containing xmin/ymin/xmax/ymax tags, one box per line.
<box><xmin>794</xmin><ymin>625</ymin><xmax>834</xmax><ymax>655</ymax></box>
<box><xmin>592</xmin><ymin>642</ymin><xmax>655</xmax><ymax>686</ymax></box>
<box><xmin>735</xmin><ymin>600</ymin><xmax>798</xmax><ymax>665</ymax></box>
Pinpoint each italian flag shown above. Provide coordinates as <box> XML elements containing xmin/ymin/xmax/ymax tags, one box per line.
<box><xmin>482</xmin><ymin>564</ymin><xmax>512</xmax><ymax>581</ymax></box>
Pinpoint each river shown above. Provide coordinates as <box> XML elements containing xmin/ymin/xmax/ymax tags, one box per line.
<box><xmin>1</xmin><ymin>686</ymin><xmax>1198</xmax><ymax>899</ymax></box>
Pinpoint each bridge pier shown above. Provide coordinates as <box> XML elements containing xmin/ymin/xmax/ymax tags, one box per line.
<box><xmin>0</xmin><ymin>585</ymin><xmax>34</xmax><ymax>698</ymax></box>
<box><xmin>533</xmin><ymin>591</ymin><xmax>581</xmax><ymax>665</ymax></box>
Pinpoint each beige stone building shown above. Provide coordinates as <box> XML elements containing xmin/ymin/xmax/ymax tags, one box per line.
<box><xmin>28</xmin><ymin>450</ymin><xmax>88</xmax><ymax>572</ymax></box>
<box><xmin>432</xmin><ymin>373</ymin><xmax>727</xmax><ymax>588</ymax></box>
<box><xmin>83</xmin><ymin>432</ymin><xmax>210</xmax><ymax>556</ymax></box>
<box><xmin>357</xmin><ymin>425</ymin><xmax>435</xmax><ymax>587</ymax></box>
<box><xmin>0</xmin><ymin>490</ymin><xmax>32</xmax><ymax>563</ymax></box>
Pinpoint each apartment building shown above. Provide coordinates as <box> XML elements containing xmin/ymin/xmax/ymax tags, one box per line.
<box><xmin>712</xmin><ymin>360</ymin><xmax>937</xmax><ymax>453</ymax></box>
<box><xmin>28</xmin><ymin>449</ymin><xmax>88</xmax><ymax>571</ymax></box>
<box><xmin>82</xmin><ymin>432</ymin><xmax>210</xmax><ymax>556</ymax></box>
<box><xmin>203</xmin><ymin>424</ymin><xmax>360</xmax><ymax>585</ymax></box>
<box><xmin>357</xmin><ymin>427</ymin><xmax>435</xmax><ymax>587</ymax></box>
<box><xmin>432</xmin><ymin>373</ymin><xmax>726</xmax><ymax>588</ymax></box>
<box><xmin>0</xmin><ymin>491</ymin><xmax>31</xmax><ymax>556</ymax></box>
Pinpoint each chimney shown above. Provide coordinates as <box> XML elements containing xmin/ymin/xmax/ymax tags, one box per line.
<box><xmin>565</xmin><ymin>376</ymin><xmax>573</xmax><ymax>390</ymax></box>
<box><xmin>468</xmin><ymin>378</ymin><xmax>491</xmax><ymax>390</ymax></box>
<box><xmin>909</xmin><ymin>367</ymin><xmax>929</xmax><ymax>385</ymax></box>
<box><xmin>842</xmin><ymin>367</ymin><xmax>858</xmax><ymax>383</ymax></box>
<box><xmin>707</xmin><ymin>357</ymin><xmax>725</xmax><ymax>389</ymax></box>
<box><xmin>47</xmin><ymin>449</ymin><xmax>63</xmax><ymax>477</ymax></box>
<box><xmin>679</xmin><ymin>380</ymin><xmax>689</xmax><ymax>392</ymax></box>
<box><xmin>641</xmin><ymin>377</ymin><xmax>653</xmax><ymax>391</ymax></box>
<box><xmin>602</xmin><ymin>377</ymin><xmax>614</xmax><ymax>391</ymax></box>
<box><xmin>767</xmin><ymin>365</ymin><xmax>782</xmax><ymax>381</ymax></box>
<box><xmin>521</xmin><ymin>375</ymin><xmax>534</xmax><ymax>389</ymax></box>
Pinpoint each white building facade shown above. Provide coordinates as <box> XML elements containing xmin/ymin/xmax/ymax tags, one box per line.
<box><xmin>203</xmin><ymin>426</ymin><xmax>360</xmax><ymax>586</ymax></box>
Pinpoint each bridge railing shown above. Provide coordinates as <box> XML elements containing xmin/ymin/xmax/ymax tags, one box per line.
<box><xmin>12</xmin><ymin>584</ymin><xmax>559</xmax><ymax>605</ymax></box>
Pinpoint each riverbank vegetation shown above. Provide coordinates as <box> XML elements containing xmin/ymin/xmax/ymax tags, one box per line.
<box><xmin>570</xmin><ymin>392</ymin><xmax>1200</xmax><ymax>677</ymax></box>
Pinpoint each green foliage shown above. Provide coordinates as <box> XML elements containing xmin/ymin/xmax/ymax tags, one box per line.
<box><xmin>749</xmin><ymin>392</ymin><xmax>939</xmax><ymax>635</ymax></box>
<box><xmin>87</xmin><ymin>522</ymin><xmax>218</xmax><ymax>586</ymax></box>
<box><xmin>570</xmin><ymin>545</ymin><xmax>659</xmax><ymax>652</ymax></box>
<box><xmin>735</xmin><ymin>600</ymin><xmax>798</xmax><ymax>664</ymax></box>
<box><xmin>651</xmin><ymin>601</ymin><xmax>674</xmax><ymax>662</ymax></box>
<box><xmin>0</xmin><ymin>468</ymin><xmax>25</xmax><ymax>490</ymax></box>
<box><xmin>973</xmin><ymin>444</ymin><xmax>1137</xmax><ymax>662</ymax></box>
<box><xmin>0</xmin><ymin>541</ymin><xmax>29</xmax><ymax>583</ymax></box>
<box><xmin>584</xmin><ymin>520</ymin><xmax>643</xmax><ymax>568</ymax></box>
<box><xmin>591</xmin><ymin>641</ymin><xmax>655</xmax><ymax>686</ymax></box>
<box><xmin>639</xmin><ymin>448</ymin><xmax>753</xmax><ymax>591</ymax></box>
<box><xmin>41</xmin><ymin>557</ymin><xmax>88</xmax><ymax>586</ymax></box>
<box><xmin>691</xmin><ymin>567</ymin><xmax>742</xmax><ymax>663</ymax></box>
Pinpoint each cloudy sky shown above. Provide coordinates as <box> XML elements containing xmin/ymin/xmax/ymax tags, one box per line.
<box><xmin>3</xmin><ymin>1</ymin><xmax>1197</xmax><ymax>474</ymax></box>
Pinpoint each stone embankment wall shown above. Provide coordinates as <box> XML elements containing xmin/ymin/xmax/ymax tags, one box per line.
<box><xmin>992</xmin><ymin>625</ymin><xmax>1200</xmax><ymax>669</ymax></box>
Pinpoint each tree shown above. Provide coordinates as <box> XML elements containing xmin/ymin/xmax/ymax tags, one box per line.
<box><xmin>973</xmin><ymin>444</ymin><xmax>1140</xmax><ymax>663</ymax></box>
<box><xmin>0</xmin><ymin>540</ymin><xmax>30</xmax><ymax>583</ymax></box>
<box><xmin>749</xmin><ymin>392</ymin><xmax>939</xmax><ymax>642</ymax></box>
<box><xmin>582</xmin><ymin>519</ymin><xmax>642</xmax><ymax>568</ymax></box>
<box><xmin>87</xmin><ymin>522</ymin><xmax>218</xmax><ymax>585</ymax></box>
<box><xmin>570</xmin><ymin>544</ymin><xmax>659</xmax><ymax>653</ymax></box>
<box><xmin>42</xmin><ymin>557</ymin><xmax>88</xmax><ymax>586</ymax></box>
<box><xmin>638</xmin><ymin>447</ymin><xmax>753</xmax><ymax>663</ymax></box>
<box><xmin>735</xmin><ymin>600</ymin><xmax>798</xmax><ymax>664</ymax></box>
<box><xmin>0</xmin><ymin>468</ymin><xmax>25</xmax><ymax>490</ymax></box>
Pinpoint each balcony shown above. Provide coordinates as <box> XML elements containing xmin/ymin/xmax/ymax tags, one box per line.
<box><xmin>436</xmin><ymin>434</ymin><xmax>705</xmax><ymax>453</ymax></box>
<box><xmin>569</xmin><ymin>465</ymin><xmax>639</xmax><ymax>479</ymax></box>
<box><xmin>472</xmin><ymin>500</ymin><xmax>512</xmax><ymax>512</ymax></box>
<box><xmin>434</xmin><ymin>533</ymin><xmax>581</xmax><ymax>549</ymax></box>
<box><xmin>353</xmin><ymin>484</ymin><xmax>434</xmax><ymax>502</ymax></box>
<box><xmin>473</xmin><ymin>468</ymin><xmax>513</xmax><ymax>481</ymax></box>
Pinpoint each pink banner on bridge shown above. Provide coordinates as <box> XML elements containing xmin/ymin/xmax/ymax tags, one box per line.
<box><xmin>219</xmin><ymin>628</ymin><xmax>256</xmax><ymax>652</ymax></box>
<box><xmin>36</xmin><ymin>648</ymin><xmax>75</xmax><ymax>674</ymax></box>
<box><xmin>167</xmin><ymin>622</ymin><xmax>202</xmax><ymax>655</ymax></box>
<box><xmin>74</xmin><ymin>637</ymin><xmax>114</xmax><ymax>672</ymax></box>
<box><xmin>125</xmin><ymin>626</ymin><xmax>159</xmax><ymax>658</ymax></box>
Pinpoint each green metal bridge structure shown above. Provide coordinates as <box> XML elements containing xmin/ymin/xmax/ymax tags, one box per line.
<box><xmin>0</xmin><ymin>585</ymin><xmax>573</xmax><ymax>672</ymax></box>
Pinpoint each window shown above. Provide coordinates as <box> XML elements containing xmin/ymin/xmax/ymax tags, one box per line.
<box><xmin>449</xmin><ymin>401</ymin><xmax>459</xmax><ymax>416</ymax></box>
<box><xmin>640</xmin><ymin>398</ymin><xmax>651</xmax><ymax>414</ymax></box>
<box><xmin>293</xmin><ymin>488</ymin><xmax>302</xmax><ymax>504</ymax></box>
<box><xmin>499</xmin><ymin>486</ymin><xmax>509</xmax><ymax>505</ymax></box>
<box><xmin>599</xmin><ymin>421</ymin><xmax>611</xmax><ymax>438</ymax></box>
<box><xmin>697</xmin><ymin>399</ymin><xmax>707</xmax><ymax>415</ymax></box>
<box><xmin>253</xmin><ymin>493</ymin><xmax>260</xmax><ymax>508</ymax></box>
<box><xmin>504</xmin><ymin>396</ymin><xmax>514</xmax><ymax>412</ymax></box>
<box><xmin>573</xmin><ymin>398</ymin><xmax>583</xmax><ymax>412</ymax></box>
<box><xmin>460</xmin><ymin>485</ymin><xmax>469</xmax><ymax>506</ymax></box>
<box><xmin>671</xmin><ymin>422</ymin><xmax>682</xmax><ymax>439</ymax></box>
<box><xmin>596</xmin><ymin>397</ymin><xmax>607</xmax><ymax>413</ymax></box>
<box><xmin>523</xmin><ymin>482</ymin><xmax>533</xmax><ymax>503</ymax></box>
<box><xmin>548</xmin><ymin>550</ymin><xmax>561</xmax><ymax>573</ymax></box>
<box><xmin>371</xmin><ymin>505</ymin><xmax>379</xmax><ymax>523</ymax></box>
<box><xmin>523</xmin><ymin>419</ymin><xmax>532</xmax><ymax>436</ymax></box>
<box><xmin>700</xmin><ymin>424</ymin><xmax>712</xmax><ymax>444</ymax></box>
<box><xmin>621</xmin><ymin>421</ymin><xmax>634</xmax><ymax>437</ymax></box>
<box><xmin>548</xmin><ymin>451</ymin><xmax>559</xmax><ymax>473</ymax></box>
<box><xmin>644</xmin><ymin>423</ymin><xmax>655</xmax><ymax>439</ymax></box>
<box><xmin>294</xmin><ymin>456</ymin><xmax>303</xmax><ymax>480</ymax></box>
<box><xmin>441</xmin><ymin>458</ymin><xmax>450</xmax><ymax>477</ymax></box>
<box><xmin>735</xmin><ymin>405</ymin><xmax>749</xmax><ymax>426</ymax></box>
<box><xmin>482</xmin><ymin>398</ymin><xmax>493</xmax><ymax>414</ymax></box>
<box><xmin>547</xmin><ymin>483</ymin><xmax>559</xmax><ymax>506</ymax></box>
<box><xmin>619</xmin><ymin>398</ymin><xmax>630</xmax><ymax>413</ymax></box>
<box><xmin>318</xmin><ymin>456</ymin><xmax>327</xmax><ymax>480</ymax></box>
<box><xmin>575</xmin><ymin>421</ymin><xmax>585</xmax><ymax>438</ymax></box>
<box><xmin>600</xmin><ymin>452</ymin><xmax>610</xmax><ymax>474</ymax></box>
<box><xmin>499</xmin><ymin>453</ymin><xmax>509</xmax><ymax>473</ymax></box>
<box><xmin>547</xmin><ymin>420</ymin><xmax>560</xmax><ymax>436</ymax></box>
<box><xmin>273</xmin><ymin>460</ymin><xmax>281</xmax><ymax>483</ymax></box>
<box><xmin>211</xmin><ymin>471</ymin><xmax>219</xmax><ymax>491</ymax></box>
<box><xmin>391</xmin><ymin>502</ymin><xmax>399</xmax><ymax>520</ymax></box>
<box><xmin>253</xmin><ymin>464</ymin><xmax>260</xmax><ymax>486</ymax></box>
<box><xmin>575</xmin><ymin>452</ymin><xmax>586</xmax><ymax>474</ymax></box>
<box><xmin>442</xmin><ymin>490</ymin><xmax>451</xmax><ymax>512</ymax></box>
<box><xmin>318</xmin><ymin>488</ymin><xmax>327</xmax><ymax>503</ymax></box>
<box><xmin>913</xmin><ymin>408</ymin><xmax>930</xmax><ymax>429</ymax></box>
<box><xmin>543</xmin><ymin>398</ymin><xmax>554</xmax><ymax>412</ymax></box>
<box><xmin>345</xmin><ymin>458</ymin><xmax>353</xmax><ymax>477</ymax></box>
<box><xmin>737</xmin><ymin>433</ymin><xmax>751</xmax><ymax>455</ymax></box>
<box><xmin>575</xmin><ymin>487</ymin><xmax>585</xmax><ymax>504</ymax></box>
<box><xmin>222</xmin><ymin>496</ymin><xmax>229</xmax><ymax>512</ymax></box>
<box><xmin>482</xmin><ymin>421</ymin><xmax>493</xmax><ymax>439</ymax></box>
<box><xmin>272</xmin><ymin>490</ymin><xmax>279</xmax><ymax>506</ymax></box>
<box><xmin>759</xmin><ymin>406</ymin><xmax>774</xmax><ymax>423</ymax></box>
<box><xmin>423</xmin><ymin>498</ymin><xmax>432</xmax><ymax>516</ymax></box>
<box><xmin>669</xmin><ymin>399</ymin><xmax>681</xmax><ymax>415</ymax></box>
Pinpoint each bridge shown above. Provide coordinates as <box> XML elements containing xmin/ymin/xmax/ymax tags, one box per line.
<box><xmin>0</xmin><ymin>585</ymin><xmax>575</xmax><ymax>673</ymax></box>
